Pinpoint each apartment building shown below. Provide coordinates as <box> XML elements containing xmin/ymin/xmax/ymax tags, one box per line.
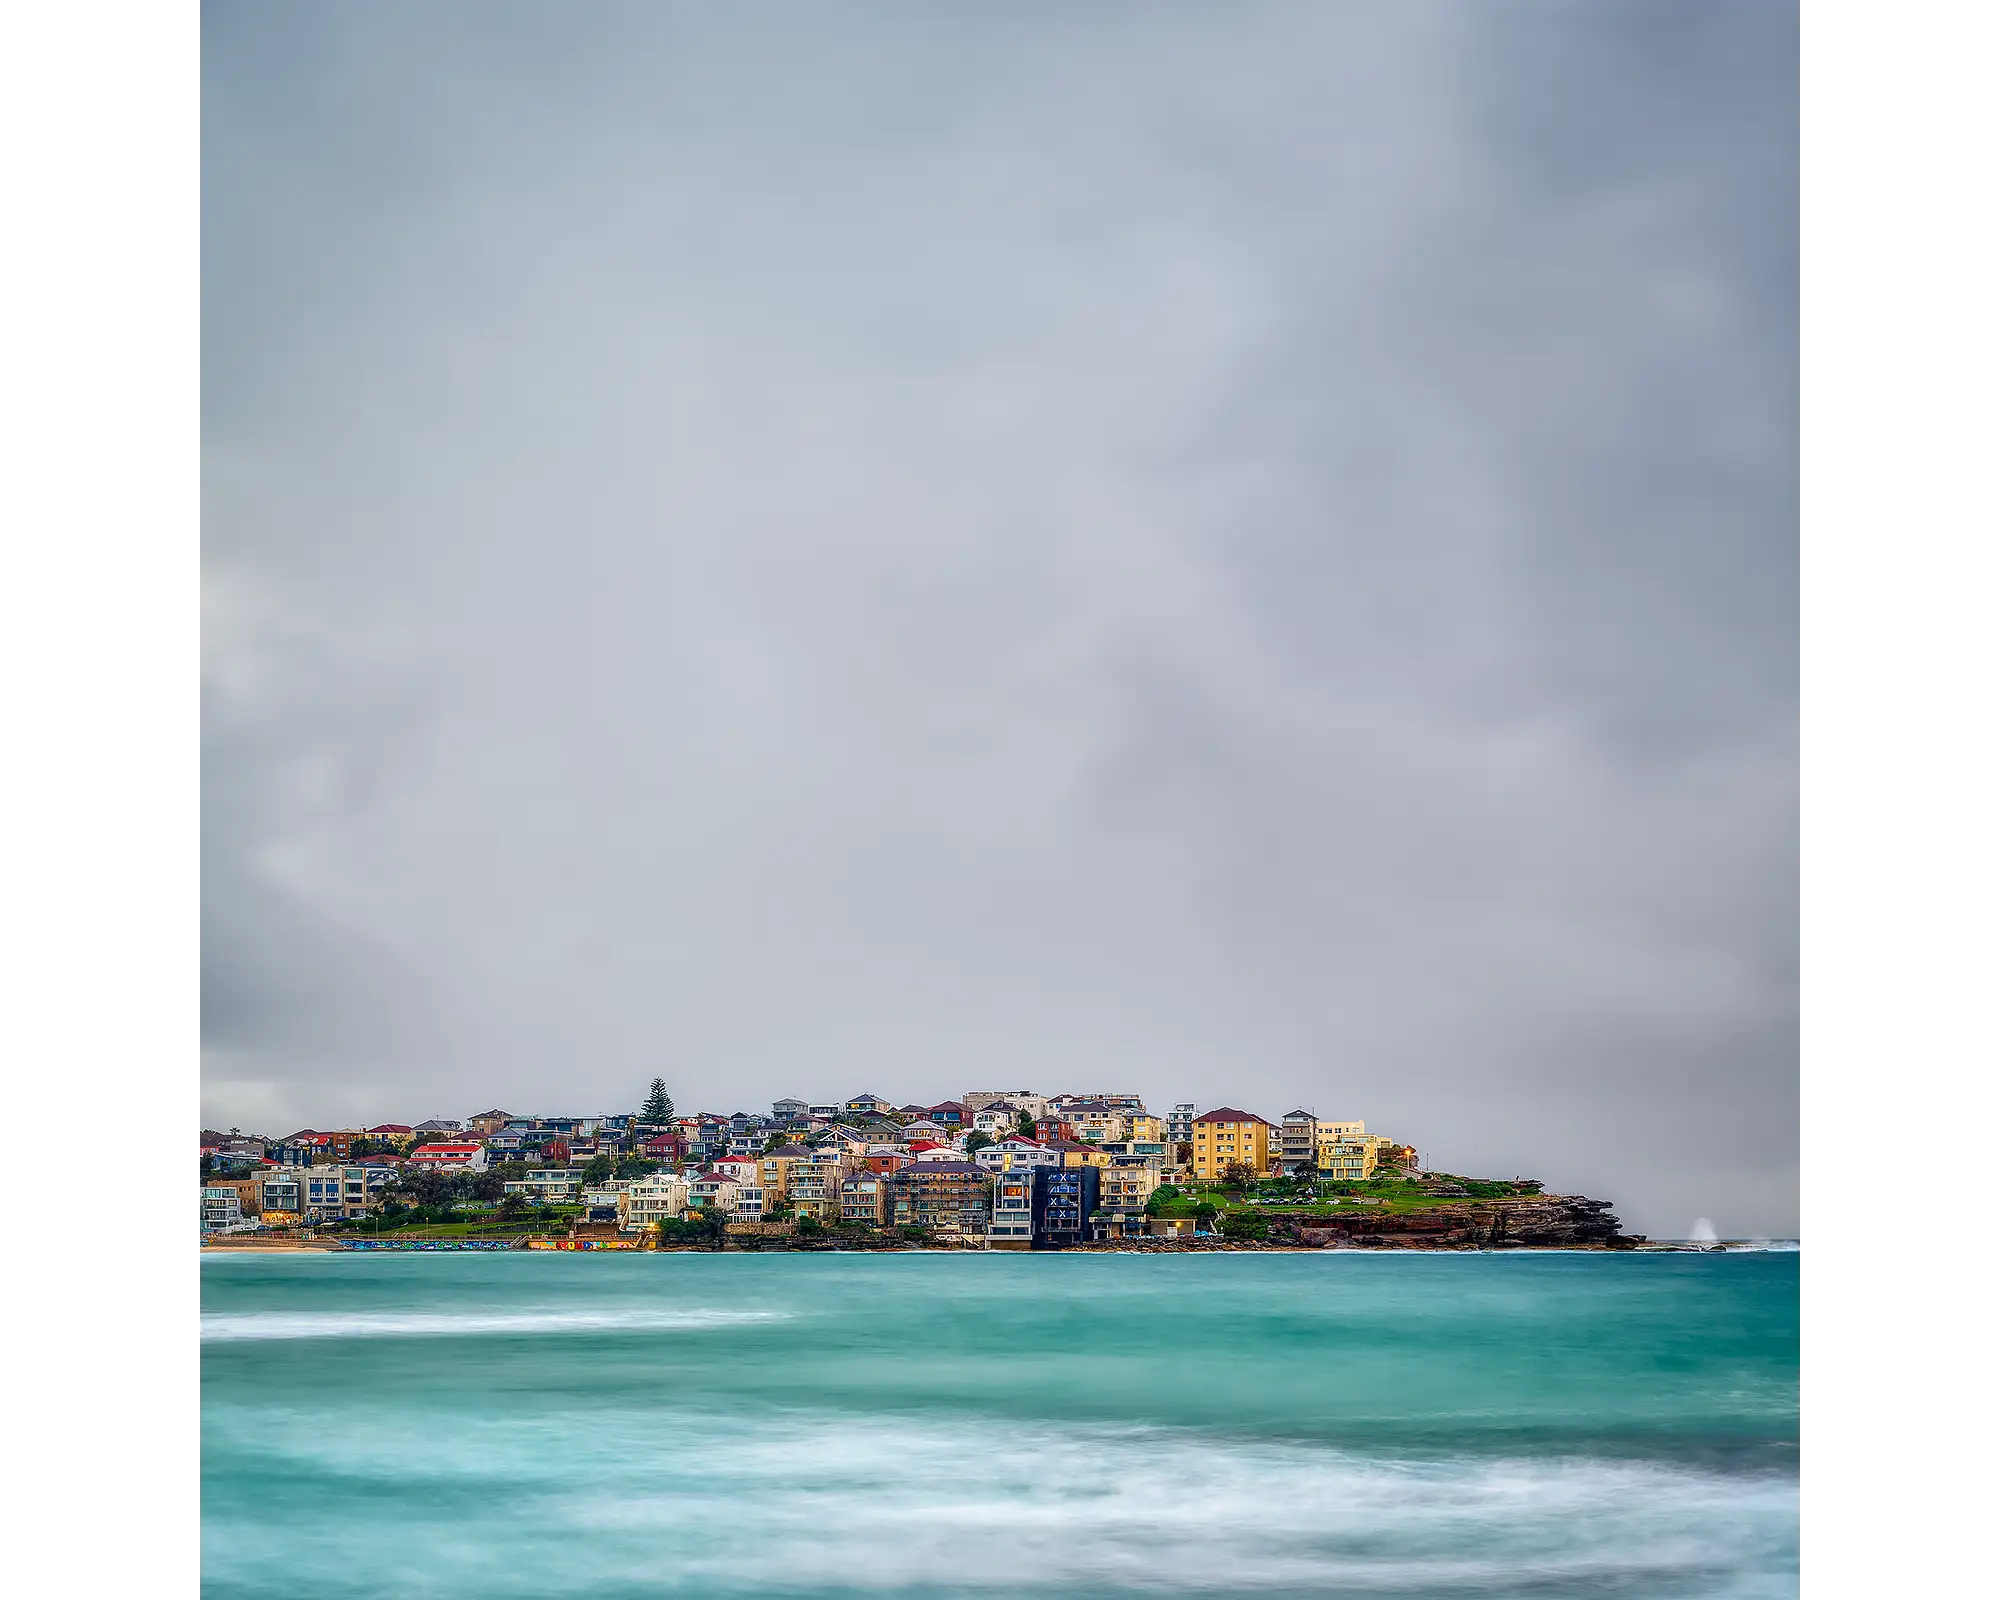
<box><xmin>785</xmin><ymin>1154</ymin><xmax>854</xmax><ymax>1221</ymax></box>
<box><xmin>1318</xmin><ymin>1133</ymin><xmax>1396</xmax><ymax>1181</ymax></box>
<box><xmin>839</xmin><ymin>1172</ymin><xmax>890</xmax><ymax>1226</ymax></box>
<box><xmin>962</xmin><ymin>1090</ymin><xmax>1048</xmax><ymax>1121</ymax></box>
<box><xmin>987</xmin><ymin>1168</ymin><xmax>1037</xmax><ymax>1248</ymax></box>
<box><xmin>617</xmin><ymin>1174</ymin><xmax>690</xmax><ymax>1233</ymax></box>
<box><xmin>503</xmin><ymin>1168</ymin><xmax>582</xmax><ymax>1204</ymax></box>
<box><xmin>760</xmin><ymin>1145</ymin><xmax>813</xmax><ymax>1208</ymax></box>
<box><xmin>1166</xmin><ymin>1104</ymin><xmax>1196</xmax><ymax>1146</ymax></box>
<box><xmin>1033</xmin><ymin>1163</ymin><xmax>1099</xmax><ymax>1248</ymax></box>
<box><xmin>1097</xmin><ymin>1160</ymin><xmax>1161</xmax><ymax>1218</ymax></box>
<box><xmin>890</xmin><ymin>1161</ymin><xmax>992</xmax><ymax>1236</ymax></box>
<box><xmin>1190</xmin><ymin>1108</ymin><xmax>1273</xmax><ymax>1182</ymax></box>
<box><xmin>200</xmin><ymin>1186</ymin><xmax>245</xmax><ymax>1231</ymax></box>
<box><xmin>259</xmin><ymin>1172</ymin><xmax>302</xmax><ymax>1218</ymax></box>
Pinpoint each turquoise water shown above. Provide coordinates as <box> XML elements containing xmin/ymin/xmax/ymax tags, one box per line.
<box><xmin>203</xmin><ymin>1251</ymin><xmax>1798</xmax><ymax>1597</ymax></box>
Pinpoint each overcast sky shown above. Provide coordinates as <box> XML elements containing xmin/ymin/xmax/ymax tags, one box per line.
<box><xmin>203</xmin><ymin>1</ymin><xmax>1797</xmax><ymax>1237</ymax></box>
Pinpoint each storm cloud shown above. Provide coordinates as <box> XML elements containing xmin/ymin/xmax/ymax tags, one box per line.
<box><xmin>203</xmin><ymin>1</ymin><xmax>1797</xmax><ymax>1237</ymax></box>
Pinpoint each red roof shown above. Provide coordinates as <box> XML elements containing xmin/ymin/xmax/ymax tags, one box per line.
<box><xmin>1195</xmin><ymin>1107</ymin><xmax>1269</xmax><ymax>1125</ymax></box>
<box><xmin>367</xmin><ymin>1124</ymin><xmax>412</xmax><ymax>1134</ymax></box>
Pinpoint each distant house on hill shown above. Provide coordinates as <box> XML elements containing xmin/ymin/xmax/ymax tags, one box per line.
<box><xmin>408</xmin><ymin>1142</ymin><xmax>487</xmax><ymax>1172</ymax></box>
<box><xmin>469</xmin><ymin>1109</ymin><xmax>513</xmax><ymax>1136</ymax></box>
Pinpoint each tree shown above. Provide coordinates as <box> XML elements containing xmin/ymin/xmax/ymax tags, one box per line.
<box><xmin>640</xmin><ymin>1078</ymin><xmax>674</xmax><ymax>1125</ymax></box>
<box><xmin>1220</xmin><ymin>1160</ymin><xmax>1256</xmax><ymax>1189</ymax></box>
<box><xmin>615</xmin><ymin>1156</ymin><xmax>660</xmax><ymax>1180</ymax></box>
<box><xmin>1145</xmin><ymin>1184</ymin><xmax>1180</xmax><ymax>1217</ymax></box>
<box><xmin>1219</xmin><ymin>1211</ymin><xmax>1268</xmax><ymax>1241</ymax></box>
<box><xmin>497</xmin><ymin>1193</ymin><xmax>530</xmax><ymax>1222</ymax></box>
<box><xmin>1193</xmin><ymin>1201</ymin><xmax>1219</xmax><ymax>1228</ymax></box>
<box><xmin>1174</xmin><ymin>1141</ymin><xmax>1194</xmax><ymax>1167</ymax></box>
<box><xmin>1016</xmin><ymin>1112</ymin><xmax>1037</xmax><ymax>1139</ymax></box>
<box><xmin>963</xmin><ymin>1132</ymin><xmax>994</xmax><ymax>1157</ymax></box>
<box><xmin>579</xmin><ymin>1154</ymin><xmax>615</xmax><ymax>1187</ymax></box>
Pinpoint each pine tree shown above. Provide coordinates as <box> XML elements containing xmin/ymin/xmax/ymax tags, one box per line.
<box><xmin>640</xmin><ymin>1078</ymin><xmax>674</xmax><ymax>1125</ymax></box>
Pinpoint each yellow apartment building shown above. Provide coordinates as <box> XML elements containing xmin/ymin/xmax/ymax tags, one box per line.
<box><xmin>760</xmin><ymin>1145</ymin><xmax>812</xmax><ymax>1208</ymax></box>
<box><xmin>1191</xmin><ymin>1108</ymin><xmax>1272</xmax><ymax>1182</ymax></box>
<box><xmin>1317</xmin><ymin>1134</ymin><xmax>1398</xmax><ymax>1181</ymax></box>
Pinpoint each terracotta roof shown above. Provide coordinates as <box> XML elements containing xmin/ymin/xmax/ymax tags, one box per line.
<box><xmin>1195</xmin><ymin>1107</ymin><xmax>1269</xmax><ymax>1125</ymax></box>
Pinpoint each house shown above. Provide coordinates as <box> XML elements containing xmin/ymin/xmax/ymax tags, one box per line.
<box><xmin>503</xmin><ymin>1168</ymin><xmax>581</xmax><ymax>1204</ymax></box>
<box><xmin>807</xmin><ymin>1104</ymin><xmax>840</xmax><ymax>1121</ymax></box>
<box><xmin>772</xmin><ymin>1098</ymin><xmax>808</xmax><ymax>1121</ymax></box>
<box><xmin>973</xmin><ymin>1138</ymin><xmax>1060</xmax><ymax>1174</ymax></box>
<box><xmin>1191</xmin><ymin>1108</ymin><xmax>1273</xmax><ymax>1182</ymax></box>
<box><xmin>686</xmin><ymin>1172</ymin><xmax>741</xmax><ymax>1213</ymax></box>
<box><xmin>986</xmin><ymin>1168</ymin><xmax>1037</xmax><ymax>1248</ymax></box>
<box><xmin>732</xmin><ymin>1186</ymin><xmax>769</xmax><ymax>1220</ymax></box>
<box><xmin>412</xmin><ymin>1119</ymin><xmax>465</xmax><ymax>1135</ymax></box>
<box><xmin>581</xmin><ymin>1179</ymin><xmax>629</xmax><ymax>1220</ymax></box>
<box><xmin>1042</xmin><ymin>1138</ymin><xmax>1113</xmax><ymax>1170</ymax></box>
<box><xmin>713</xmin><ymin>1156</ymin><xmax>762</xmax><ymax>1189</ymax></box>
<box><xmin>839</xmin><ymin>1172</ymin><xmax>890</xmax><ymax>1226</ymax></box>
<box><xmin>468</xmin><ymin>1109</ymin><xmax>514</xmax><ymax>1136</ymax></box>
<box><xmin>639</xmin><ymin>1132</ymin><xmax>683</xmax><ymax>1164</ymax></box>
<box><xmin>408</xmin><ymin>1142</ymin><xmax>488</xmax><ymax>1172</ymax></box>
<box><xmin>970</xmin><ymin>1102</ymin><xmax>1025</xmax><ymax>1137</ymax></box>
<box><xmin>366</xmin><ymin>1123</ymin><xmax>413</xmax><ymax>1139</ymax></box>
<box><xmin>890</xmin><ymin>1161</ymin><xmax>991</xmax><ymax>1236</ymax></box>
<box><xmin>898</xmin><ymin>1119</ymin><xmax>950</xmax><ymax>1145</ymax></box>
<box><xmin>618</xmin><ymin>1174</ymin><xmax>691</xmax><ymax>1233</ymax></box>
<box><xmin>1033</xmin><ymin>1163</ymin><xmax>1099</xmax><ymax>1248</ymax></box>
<box><xmin>844</xmin><ymin>1092</ymin><xmax>892</xmax><ymax>1116</ymax></box>
<box><xmin>1065</xmin><ymin>1102</ymin><xmax>1126</xmax><ymax>1145</ymax></box>
<box><xmin>926</xmin><ymin>1101</ymin><xmax>970</xmax><ymax>1129</ymax></box>
<box><xmin>861</xmin><ymin>1147</ymin><xmax>910</xmax><ymax>1175</ymax></box>
<box><xmin>1033</xmin><ymin>1117</ymin><xmax>1078</xmax><ymax>1145</ymax></box>
<box><xmin>1166</xmin><ymin>1104</ymin><xmax>1196</xmax><ymax>1147</ymax></box>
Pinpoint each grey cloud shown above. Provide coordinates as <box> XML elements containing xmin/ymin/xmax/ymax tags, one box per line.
<box><xmin>203</xmin><ymin>1</ymin><xmax>1797</xmax><ymax>1235</ymax></box>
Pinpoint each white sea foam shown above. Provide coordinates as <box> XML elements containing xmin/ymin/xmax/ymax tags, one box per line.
<box><xmin>201</xmin><ymin>1306</ymin><xmax>789</xmax><ymax>1342</ymax></box>
<box><xmin>215</xmin><ymin>1409</ymin><xmax>1794</xmax><ymax>1596</ymax></box>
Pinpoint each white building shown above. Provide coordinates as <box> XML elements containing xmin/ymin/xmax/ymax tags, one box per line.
<box><xmin>987</xmin><ymin>1168</ymin><xmax>1036</xmax><ymax>1247</ymax></box>
<box><xmin>503</xmin><ymin>1168</ymin><xmax>582</xmax><ymax>1203</ymax></box>
<box><xmin>963</xmin><ymin>1090</ymin><xmax>1048</xmax><ymax>1121</ymax></box>
<box><xmin>617</xmin><ymin>1174</ymin><xmax>691</xmax><ymax>1233</ymax></box>
<box><xmin>408</xmin><ymin>1142</ymin><xmax>488</xmax><ymax>1172</ymax></box>
<box><xmin>200</xmin><ymin>1186</ymin><xmax>245</xmax><ymax>1232</ymax></box>
<box><xmin>974</xmin><ymin>1139</ymin><xmax>1061</xmax><ymax>1174</ymax></box>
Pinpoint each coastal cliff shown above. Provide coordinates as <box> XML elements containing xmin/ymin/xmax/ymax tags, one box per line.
<box><xmin>1268</xmin><ymin>1194</ymin><xmax>1639</xmax><ymax>1249</ymax></box>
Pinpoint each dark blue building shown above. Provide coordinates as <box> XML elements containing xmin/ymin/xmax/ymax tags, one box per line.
<box><xmin>1032</xmin><ymin>1164</ymin><xmax>1100</xmax><ymax>1248</ymax></box>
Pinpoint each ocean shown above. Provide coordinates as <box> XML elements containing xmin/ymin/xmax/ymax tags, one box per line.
<box><xmin>202</xmin><ymin>1250</ymin><xmax>1798</xmax><ymax>1598</ymax></box>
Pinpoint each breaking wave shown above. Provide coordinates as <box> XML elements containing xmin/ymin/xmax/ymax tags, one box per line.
<box><xmin>201</xmin><ymin>1306</ymin><xmax>789</xmax><ymax>1342</ymax></box>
